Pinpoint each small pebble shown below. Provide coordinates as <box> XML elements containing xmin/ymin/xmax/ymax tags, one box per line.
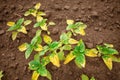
<box><xmin>72</xmin><ymin>6</ymin><xmax>79</xmax><ymax>11</ymax></box>
<box><xmin>51</xmin><ymin>66</ymin><xmax>57</xmax><ymax>71</ymax></box>
<box><xmin>91</xmin><ymin>11</ymin><xmax>99</xmax><ymax>17</ymax></box>
<box><xmin>64</xmin><ymin>5</ymin><xmax>70</xmax><ymax>10</ymax></box>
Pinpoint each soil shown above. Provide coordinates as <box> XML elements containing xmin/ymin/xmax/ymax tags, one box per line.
<box><xmin>0</xmin><ymin>0</ymin><xmax>120</xmax><ymax>80</ymax></box>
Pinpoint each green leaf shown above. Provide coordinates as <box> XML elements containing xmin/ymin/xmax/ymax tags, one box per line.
<box><xmin>58</xmin><ymin>51</ymin><xmax>65</xmax><ymax>60</ymax></box>
<box><xmin>60</xmin><ymin>33</ymin><xmax>69</xmax><ymax>44</ymax></box>
<box><xmin>8</xmin><ymin>18</ymin><xmax>24</xmax><ymax>31</ymax></box>
<box><xmin>24</xmin><ymin>20</ymin><xmax>32</xmax><ymax>26</ymax></box>
<box><xmin>75</xmin><ymin>54</ymin><xmax>86</xmax><ymax>68</ymax></box>
<box><xmin>37</xmin><ymin>66</ymin><xmax>51</xmax><ymax>80</ymax></box>
<box><xmin>41</xmin><ymin>56</ymin><xmax>50</xmax><ymax>66</ymax></box>
<box><xmin>63</xmin><ymin>45</ymin><xmax>72</xmax><ymax>50</ymax></box>
<box><xmin>66</xmin><ymin>24</ymin><xmax>76</xmax><ymax>30</ymax></box>
<box><xmin>90</xmin><ymin>77</ymin><xmax>96</xmax><ymax>80</ymax></box>
<box><xmin>102</xmin><ymin>55</ymin><xmax>112</xmax><ymax>70</ymax></box>
<box><xmin>25</xmin><ymin>44</ymin><xmax>34</xmax><ymax>59</ymax></box>
<box><xmin>81</xmin><ymin>74</ymin><xmax>89</xmax><ymax>80</ymax></box>
<box><xmin>29</xmin><ymin>60</ymin><xmax>40</xmax><ymax>70</ymax></box>
<box><xmin>34</xmin><ymin>19</ymin><xmax>47</xmax><ymax>28</ymax></box>
<box><xmin>0</xmin><ymin>71</ymin><xmax>3</xmax><ymax>80</ymax></box>
<box><xmin>31</xmin><ymin>30</ymin><xmax>41</xmax><ymax>45</ymax></box>
<box><xmin>73</xmin><ymin>39</ymin><xmax>85</xmax><ymax>56</ymax></box>
<box><xmin>97</xmin><ymin>45</ymin><xmax>118</xmax><ymax>55</ymax></box>
<box><xmin>49</xmin><ymin>41</ymin><xmax>59</xmax><ymax>51</ymax></box>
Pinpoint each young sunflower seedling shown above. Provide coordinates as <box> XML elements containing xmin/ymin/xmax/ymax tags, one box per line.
<box><xmin>7</xmin><ymin>18</ymin><xmax>32</xmax><ymax>40</ymax></box>
<box><xmin>66</xmin><ymin>19</ymin><xmax>87</xmax><ymax>36</ymax></box>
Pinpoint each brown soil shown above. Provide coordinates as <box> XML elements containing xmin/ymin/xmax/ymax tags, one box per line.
<box><xmin>0</xmin><ymin>0</ymin><xmax>120</xmax><ymax>80</ymax></box>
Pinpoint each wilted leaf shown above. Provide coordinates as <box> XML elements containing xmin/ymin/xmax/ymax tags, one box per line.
<box><xmin>34</xmin><ymin>44</ymin><xmax>43</xmax><ymax>52</ymax></box>
<box><xmin>48</xmin><ymin>22</ymin><xmax>56</xmax><ymax>26</ymax></box>
<box><xmin>43</xmin><ymin>35</ymin><xmax>52</xmax><ymax>44</ymax></box>
<box><xmin>75</xmin><ymin>54</ymin><xmax>86</xmax><ymax>68</ymax></box>
<box><xmin>12</xmin><ymin>31</ymin><xmax>18</xmax><ymax>40</ymax></box>
<box><xmin>32</xmin><ymin>71</ymin><xmax>40</xmax><ymax>80</ymax></box>
<box><xmin>34</xmin><ymin>3</ymin><xmax>41</xmax><ymax>10</ymax></box>
<box><xmin>37</xmin><ymin>11</ymin><xmax>46</xmax><ymax>16</ymax></box>
<box><xmin>41</xmin><ymin>24</ymin><xmax>48</xmax><ymax>31</ymax></box>
<box><xmin>24</xmin><ymin>20</ymin><xmax>32</xmax><ymax>26</ymax></box>
<box><xmin>68</xmin><ymin>38</ymin><xmax>78</xmax><ymax>44</ymax></box>
<box><xmin>67</xmin><ymin>20</ymin><xmax>74</xmax><ymax>25</ymax></box>
<box><xmin>24</xmin><ymin>11</ymin><xmax>30</xmax><ymax>16</ymax></box>
<box><xmin>49</xmin><ymin>53</ymin><xmax>60</xmax><ymax>67</ymax></box>
<box><xmin>104</xmin><ymin>43</ymin><xmax>113</xmax><ymax>48</ymax></box>
<box><xmin>102</xmin><ymin>56</ymin><xmax>112</xmax><ymax>70</ymax></box>
<box><xmin>64</xmin><ymin>51</ymin><xmax>75</xmax><ymax>64</ymax></box>
<box><xmin>7</xmin><ymin>22</ymin><xmax>15</xmax><ymax>26</ymax></box>
<box><xmin>17</xmin><ymin>26</ymin><xmax>27</xmax><ymax>34</ymax></box>
<box><xmin>85</xmin><ymin>49</ymin><xmax>98</xmax><ymax>57</ymax></box>
<box><xmin>81</xmin><ymin>74</ymin><xmax>89</xmax><ymax>80</ymax></box>
<box><xmin>36</xmin><ymin>16</ymin><xmax>43</xmax><ymax>22</ymax></box>
<box><xmin>18</xmin><ymin>43</ymin><xmax>28</xmax><ymax>52</ymax></box>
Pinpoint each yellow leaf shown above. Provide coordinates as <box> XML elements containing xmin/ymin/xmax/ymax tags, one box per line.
<box><xmin>41</xmin><ymin>24</ymin><xmax>48</xmax><ymax>31</ymax></box>
<box><xmin>18</xmin><ymin>43</ymin><xmax>28</xmax><ymax>52</ymax></box>
<box><xmin>32</xmin><ymin>71</ymin><xmax>40</xmax><ymax>80</ymax></box>
<box><xmin>36</xmin><ymin>16</ymin><xmax>43</xmax><ymax>22</ymax></box>
<box><xmin>68</xmin><ymin>38</ymin><xmax>78</xmax><ymax>44</ymax></box>
<box><xmin>31</xmin><ymin>10</ymin><xmax>37</xmax><ymax>17</ymax></box>
<box><xmin>85</xmin><ymin>49</ymin><xmax>98</xmax><ymax>57</ymax></box>
<box><xmin>34</xmin><ymin>3</ymin><xmax>41</xmax><ymax>10</ymax></box>
<box><xmin>67</xmin><ymin>20</ymin><xmax>74</xmax><ymax>25</ymax></box>
<box><xmin>34</xmin><ymin>44</ymin><xmax>43</xmax><ymax>52</ymax></box>
<box><xmin>7</xmin><ymin>22</ymin><xmax>15</xmax><ymax>26</ymax></box>
<box><xmin>102</xmin><ymin>56</ymin><xmax>112</xmax><ymax>70</ymax></box>
<box><xmin>48</xmin><ymin>22</ymin><xmax>56</xmax><ymax>26</ymax></box>
<box><xmin>49</xmin><ymin>53</ymin><xmax>60</xmax><ymax>67</ymax></box>
<box><xmin>79</xmin><ymin>29</ymin><xmax>85</xmax><ymax>36</ymax></box>
<box><xmin>43</xmin><ymin>35</ymin><xmax>52</xmax><ymax>44</ymax></box>
<box><xmin>64</xmin><ymin>52</ymin><xmax>76</xmax><ymax>64</ymax></box>
<box><xmin>12</xmin><ymin>31</ymin><xmax>18</xmax><ymax>40</ymax></box>
<box><xmin>17</xmin><ymin>26</ymin><xmax>27</xmax><ymax>34</ymax></box>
